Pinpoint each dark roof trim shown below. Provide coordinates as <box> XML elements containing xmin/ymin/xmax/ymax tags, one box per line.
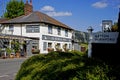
<box><xmin>0</xmin><ymin>34</ymin><xmax>39</xmax><ymax>40</ymax></box>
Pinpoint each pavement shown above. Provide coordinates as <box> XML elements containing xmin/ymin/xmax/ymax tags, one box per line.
<box><xmin>0</xmin><ymin>57</ymin><xmax>28</xmax><ymax>80</ymax></box>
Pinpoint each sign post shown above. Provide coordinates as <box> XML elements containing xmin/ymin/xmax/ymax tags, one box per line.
<box><xmin>87</xmin><ymin>26</ymin><xmax>93</xmax><ymax>58</ymax></box>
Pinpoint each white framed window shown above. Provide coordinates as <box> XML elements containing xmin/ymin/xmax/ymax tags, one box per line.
<box><xmin>56</xmin><ymin>43</ymin><xmax>61</xmax><ymax>48</ymax></box>
<box><xmin>48</xmin><ymin>43</ymin><xmax>52</xmax><ymax>48</ymax></box>
<box><xmin>48</xmin><ymin>25</ymin><xmax>52</xmax><ymax>34</ymax></box>
<box><xmin>57</xmin><ymin>27</ymin><xmax>61</xmax><ymax>35</ymax></box>
<box><xmin>26</xmin><ymin>25</ymin><xmax>40</xmax><ymax>33</ymax></box>
<box><xmin>43</xmin><ymin>42</ymin><xmax>47</xmax><ymax>51</ymax></box>
<box><xmin>9</xmin><ymin>25</ymin><xmax>14</xmax><ymax>31</ymax></box>
<box><xmin>65</xmin><ymin>29</ymin><xmax>68</xmax><ymax>37</ymax></box>
<box><xmin>69</xmin><ymin>44</ymin><xmax>72</xmax><ymax>49</ymax></box>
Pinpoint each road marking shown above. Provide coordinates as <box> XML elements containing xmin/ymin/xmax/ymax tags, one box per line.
<box><xmin>0</xmin><ymin>75</ymin><xmax>9</xmax><ymax>78</ymax></box>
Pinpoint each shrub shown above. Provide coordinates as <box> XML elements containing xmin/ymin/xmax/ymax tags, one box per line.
<box><xmin>15</xmin><ymin>51</ymin><xmax>119</xmax><ymax>80</ymax></box>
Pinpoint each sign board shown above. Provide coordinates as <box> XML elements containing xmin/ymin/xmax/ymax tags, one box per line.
<box><xmin>92</xmin><ymin>32</ymin><xmax>119</xmax><ymax>43</ymax></box>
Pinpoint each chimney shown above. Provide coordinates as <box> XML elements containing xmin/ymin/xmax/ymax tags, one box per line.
<box><xmin>26</xmin><ymin>0</ymin><xmax>28</xmax><ymax>4</ymax></box>
<box><xmin>24</xmin><ymin>0</ymin><xmax>33</xmax><ymax>15</ymax></box>
<box><xmin>30</xmin><ymin>0</ymin><xmax>32</xmax><ymax>5</ymax></box>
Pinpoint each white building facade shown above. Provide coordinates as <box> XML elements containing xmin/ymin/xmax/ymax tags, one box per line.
<box><xmin>0</xmin><ymin>0</ymin><xmax>73</xmax><ymax>54</ymax></box>
<box><xmin>1</xmin><ymin>23</ymin><xmax>73</xmax><ymax>53</ymax></box>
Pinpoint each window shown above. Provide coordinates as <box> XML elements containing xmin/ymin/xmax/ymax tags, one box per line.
<box><xmin>57</xmin><ymin>27</ymin><xmax>61</xmax><ymax>35</ymax></box>
<box><xmin>26</xmin><ymin>25</ymin><xmax>40</xmax><ymax>33</ymax></box>
<box><xmin>9</xmin><ymin>25</ymin><xmax>14</xmax><ymax>31</ymax></box>
<box><xmin>48</xmin><ymin>43</ymin><xmax>52</xmax><ymax>48</ymax></box>
<box><xmin>48</xmin><ymin>25</ymin><xmax>52</xmax><ymax>34</ymax></box>
<box><xmin>43</xmin><ymin>42</ymin><xmax>47</xmax><ymax>51</ymax></box>
<box><xmin>56</xmin><ymin>43</ymin><xmax>61</xmax><ymax>49</ymax></box>
<box><xmin>69</xmin><ymin>44</ymin><xmax>72</xmax><ymax>49</ymax></box>
<box><xmin>65</xmin><ymin>29</ymin><xmax>68</xmax><ymax>37</ymax></box>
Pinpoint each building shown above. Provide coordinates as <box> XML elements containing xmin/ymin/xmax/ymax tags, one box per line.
<box><xmin>102</xmin><ymin>20</ymin><xmax>113</xmax><ymax>32</ymax></box>
<box><xmin>0</xmin><ymin>0</ymin><xmax>73</xmax><ymax>56</ymax></box>
<box><xmin>74</xmin><ymin>30</ymin><xmax>88</xmax><ymax>43</ymax></box>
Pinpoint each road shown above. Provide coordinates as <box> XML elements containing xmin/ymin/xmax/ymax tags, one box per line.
<box><xmin>0</xmin><ymin>58</ymin><xmax>27</xmax><ymax>80</ymax></box>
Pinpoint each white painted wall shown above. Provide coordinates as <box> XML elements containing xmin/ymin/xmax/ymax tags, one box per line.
<box><xmin>2</xmin><ymin>23</ymin><xmax>73</xmax><ymax>53</ymax></box>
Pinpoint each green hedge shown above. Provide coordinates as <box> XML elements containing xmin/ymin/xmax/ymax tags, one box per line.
<box><xmin>15</xmin><ymin>51</ymin><xmax>120</xmax><ymax>80</ymax></box>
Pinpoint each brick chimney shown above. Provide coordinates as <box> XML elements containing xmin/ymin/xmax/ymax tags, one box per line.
<box><xmin>30</xmin><ymin>0</ymin><xmax>32</xmax><ymax>5</ymax></box>
<box><xmin>24</xmin><ymin>0</ymin><xmax>33</xmax><ymax>15</ymax></box>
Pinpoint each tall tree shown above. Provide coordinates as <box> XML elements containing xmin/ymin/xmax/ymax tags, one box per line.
<box><xmin>4</xmin><ymin>0</ymin><xmax>24</xmax><ymax>19</ymax></box>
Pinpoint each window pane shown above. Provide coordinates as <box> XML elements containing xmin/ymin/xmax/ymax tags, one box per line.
<box><xmin>26</xmin><ymin>25</ymin><xmax>40</xmax><ymax>33</ymax></box>
<box><xmin>9</xmin><ymin>25</ymin><xmax>14</xmax><ymax>31</ymax></box>
<box><xmin>65</xmin><ymin>30</ymin><xmax>68</xmax><ymax>37</ymax></box>
<box><xmin>57</xmin><ymin>27</ymin><xmax>61</xmax><ymax>35</ymax></box>
<box><xmin>43</xmin><ymin>42</ymin><xmax>47</xmax><ymax>51</ymax></box>
<box><xmin>48</xmin><ymin>25</ymin><xmax>52</xmax><ymax>34</ymax></box>
<box><xmin>48</xmin><ymin>43</ymin><xmax>52</xmax><ymax>48</ymax></box>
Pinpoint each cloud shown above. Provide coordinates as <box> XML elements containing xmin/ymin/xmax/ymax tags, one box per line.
<box><xmin>118</xmin><ymin>5</ymin><xmax>120</xmax><ymax>8</ymax></box>
<box><xmin>92</xmin><ymin>1</ymin><xmax>108</xmax><ymax>8</ymax></box>
<box><xmin>46</xmin><ymin>12</ymin><xmax>72</xmax><ymax>17</ymax></box>
<box><xmin>41</xmin><ymin>5</ymin><xmax>72</xmax><ymax>17</ymax></box>
<box><xmin>41</xmin><ymin>5</ymin><xmax>54</xmax><ymax>11</ymax></box>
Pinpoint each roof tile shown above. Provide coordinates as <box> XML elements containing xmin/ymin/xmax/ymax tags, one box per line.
<box><xmin>1</xmin><ymin>11</ymin><xmax>73</xmax><ymax>30</ymax></box>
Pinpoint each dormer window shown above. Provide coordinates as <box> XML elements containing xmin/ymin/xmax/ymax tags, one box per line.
<box><xmin>57</xmin><ymin>27</ymin><xmax>61</xmax><ymax>35</ymax></box>
<box><xmin>48</xmin><ymin>25</ymin><xmax>52</xmax><ymax>34</ymax></box>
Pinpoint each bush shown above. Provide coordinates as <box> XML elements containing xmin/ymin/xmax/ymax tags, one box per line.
<box><xmin>15</xmin><ymin>51</ymin><xmax>119</xmax><ymax>80</ymax></box>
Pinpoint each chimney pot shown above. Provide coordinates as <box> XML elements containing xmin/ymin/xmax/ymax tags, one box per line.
<box><xmin>30</xmin><ymin>0</ymin><xmax>32</xmax><ymax>5</ymax></box>
<box><xmin>24</xmin><ymin>0</ymin><xmax>33</xmax><ymax>15</ymax></box>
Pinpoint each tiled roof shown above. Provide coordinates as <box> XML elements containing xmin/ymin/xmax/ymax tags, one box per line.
<box><xmin>1</xmin><ymin>11</ymin><xmax>73</xmax><ymax>30</ymax></box>
<box><xmin>0</xmin><ymin>18</ymin><xmax>9</xmax><ymax>23</ymax></box>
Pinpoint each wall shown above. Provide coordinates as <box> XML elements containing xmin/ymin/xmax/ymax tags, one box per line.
<box><xmin>2</xmin><ymin>23</ymin><xmax>73</xmax><ymax>53</ymax></box>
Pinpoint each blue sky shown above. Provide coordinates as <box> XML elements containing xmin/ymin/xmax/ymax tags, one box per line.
<box><xmin>0</xmin><ymin>0</ymin><xmax>120</xmax><ymax>32</ymax></box>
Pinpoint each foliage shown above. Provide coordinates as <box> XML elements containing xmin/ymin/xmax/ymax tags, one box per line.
<box><xmin>14</xmin><ymin>41</ymin><xmax>20</xmax><ymax>53</ymax></box>
<box><xmin>111</xmin><ymin>22</ymin><xmax>118</xmax><ymax>32</ymax></box>
<box><xmin>47</xmin><ymin>48</ymin><xmax>54</xmax><ymax>52</ymax></box>
<box><xmin>4</xmin><ymin>0</ymin><xmax>24</xmax><ymax>19</ymax></box>
<box><xmin>6</xmin><ymin>47</ymin><xmax>12</xmax><ymax>55</ymax></box>
<box><xmin>15</xmin><ymin>51</ymin><xmax>120</xmax><ymax>80</ymax></box>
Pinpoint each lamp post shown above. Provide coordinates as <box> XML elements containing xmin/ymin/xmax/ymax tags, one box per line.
<box><xmin>87</xmin><ymin>26</ymin><xmax>93</xmax><ymax>58</ymax></box>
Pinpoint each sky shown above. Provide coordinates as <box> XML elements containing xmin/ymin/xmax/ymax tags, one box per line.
<box><xmin>0</xmin><ymin>0</ymin><xmax>120</xmax><ymax>32</ymax></box>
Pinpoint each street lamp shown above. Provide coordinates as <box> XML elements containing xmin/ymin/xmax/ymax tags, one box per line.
<box><xmin>87</xmin><ymin>26</ymin><xmax>94</xmax><ymax>34</ymax></box>
<box><xmin>87</xmin><ymin>26</ymin><xmax>93</xmax><ymax>58</ymax></box>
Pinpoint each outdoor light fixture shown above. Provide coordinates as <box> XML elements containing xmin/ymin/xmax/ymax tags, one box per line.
<box><xmin>87</xmin><ymin>26</ymin><xmax>94</xmax><ymax>33</ymax></box>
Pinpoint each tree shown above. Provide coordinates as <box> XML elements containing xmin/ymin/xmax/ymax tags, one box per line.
<box><xmin>111</xmin><ymin>22</ymin><xmax>118</xmax><ymax>32</ymax></box>
<box><xmin>4</xmin><ymin>0</ymin><xmax>24</xmax><ymax>19</ymax></box>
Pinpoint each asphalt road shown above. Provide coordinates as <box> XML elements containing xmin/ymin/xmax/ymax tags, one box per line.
<box><xmin>0</xmin><ymin>58</ymin><xmax>27</xmax><ymax>80</ymax></box>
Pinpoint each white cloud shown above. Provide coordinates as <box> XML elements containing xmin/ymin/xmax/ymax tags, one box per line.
<box><xmin>41</xmin><ymin>5</ymin><xmax>72</xmax><ymax>17</ymax></box>
<box><xmin>92</xmin><ymin>1</ymin><xmax>108</xmax><ymax>8</ymax></box>
<box><xmin>41</xmin><ymin>5</ymin><xmax>54</xmax><ymax>11</ymax></box>
<box><xmin>118</xmin><ymin>5</ymin><xmax>120</xmax><ymax>8</ymax></box>
<box><xmin>46</xmin><ymin>11</ymin><xmax>72</xmax><ymax>17</ymax></box>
